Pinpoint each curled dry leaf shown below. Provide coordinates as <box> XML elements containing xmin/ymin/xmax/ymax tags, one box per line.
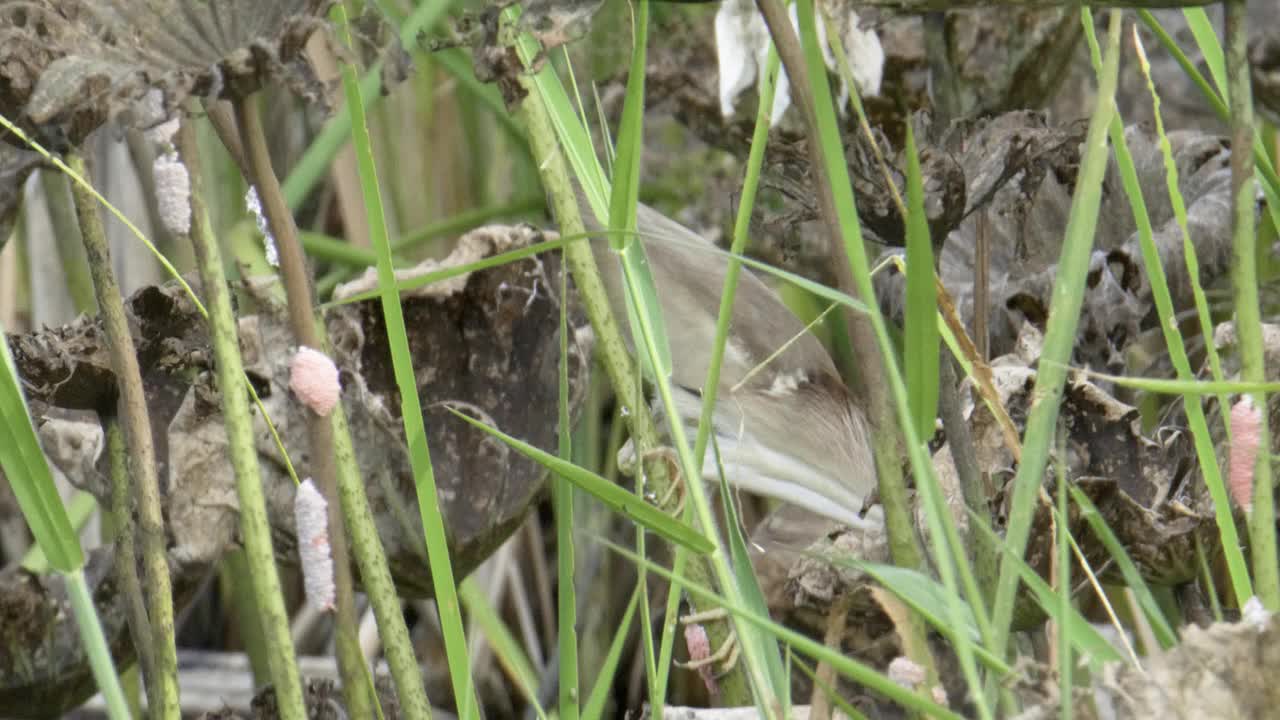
<box><xmin>0</xmin><ymin>0</ymin><xmax>334</xmax><ymax>146</ymax></box>
<box><xmin>955</xmin><ymin>325</ymin><xmax>1209</xmax><ymax>591</ymax></box>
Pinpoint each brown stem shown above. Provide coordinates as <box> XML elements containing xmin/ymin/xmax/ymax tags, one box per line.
<box><xmin>232</xmin><ymin>94</ymin><xmax>370</xmax><ymax>711</ymax></box>
<box><xmin>973</xmin><ymin>210</ymin><xmax>990</xmax><ymax>361</ymax></box>
<box><xmin>204</xmin><ymin>99</ymin><xmax>249</xmax><ymax>178</ymax></box>
<box><xmin>809</xmin><ymin>593</ymin><xmax>852</xmax><ymax>720</ymax></box>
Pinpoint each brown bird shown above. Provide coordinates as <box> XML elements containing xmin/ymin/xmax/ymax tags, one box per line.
<box><xmin>578</xmin><ymin>196</ymin><xmax>878</xmax><ymax>527</ymax></box>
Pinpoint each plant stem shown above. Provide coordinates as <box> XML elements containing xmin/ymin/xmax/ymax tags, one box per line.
<box><xmin>939</xmin><ymin>357</ymin><xmax>997</xmax><ymax>600</ymax></box>
<box><xmin>105</xmin><ymin>419</ymin><xmax>153</xmax><ymax>688</ymax></box>
<box><xmin>178</xmin><ymin>117</ymin><xmax>308</xmax><ymax>720</ymax></box>
<box><xmin>988</xmin><ymin>8</ymin><xmax>1124</xmax><ymax>659</ymax></box>
<box><xmin>67</xmin><ymin>150</ymin><xmax>181</xmax><ymax>719</ymax></box>
<box><xmin>65</xmin><ymin>569</ymin><xmax>131</xmax><ymax>720</ymax></box>
<box><xmin>1225</xmin><ymin>0</ymin><xmax>1279</xmax><ymax>607</ymax></box>
<box><xmin>231</xmin><ymin>95</ymin><xmax>375</xmax><ymax>714</ymax></box>
<box><xmin>331</xmin><ymin>406</ymin><xmax>435</xmax><ymax>718</ymax></box>
<box><xmin>39</xmin><ymin>170</ymin><xmax>97</xmax><ymax>315</ymax></box>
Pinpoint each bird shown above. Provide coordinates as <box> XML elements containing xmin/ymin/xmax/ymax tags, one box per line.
<box><xmin>576</xmin><ymin>193</ymin><xmax>878</xmax><ymax>528</ymax></box>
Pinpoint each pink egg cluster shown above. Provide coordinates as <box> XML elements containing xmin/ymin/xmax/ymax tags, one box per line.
<box><xmin>1229</xmin><ymin>396</ymin><xmax>1263</xmax><ymax>513</ymax></box>
<box><xmin>289</xmin><ymin>346</ymin><xmax>340</xmax><ymax>417</ymax></box>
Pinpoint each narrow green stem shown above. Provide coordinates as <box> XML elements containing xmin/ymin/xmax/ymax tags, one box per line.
<box><xmin>990</xmin><ymin>9</ymin><xmax>1124</xmax><ymax>656</ymax></box>
<box><xmin>331</xmin><ymin>406</ymin><xmax>435</xmax><ymax>718</ymax></box>
<box><xmin>67</xmin><ymin>150</ymin><xmax>181</xmax><ymax>719</ymax></box>
<box><xmin>178</xmin><ymin>118</ymin><xmax>308</xmax><ymax>720</ymax></box>
<box><xmin>556</xmin><ymin>215</ymin><xmax>579</xmax><ymax>719</ymax></box>
<box><xmin>232</xmin><ymin>95</ymin><xmax>372</xmax><ymax>710</ymax></box>
<box><xmin>105</xmin><ymin>419</ymin><xmax>152</xmax><ymax>687</ymax></box>
<box><xmin>1103</xmin><ymin>9</ymin><xmax>1253</xmax><ymax>606</ymax></box>
<box><xmin>753</xmin><ymin>0</ymin><xmax>924</xmax><ymax>574</ymax></box>
<box><xmin>1225</xmin><ymin>0</ymin><xmax>1279</xmax><ymax>607</ymax></box>
<box><xmin>1055</xmin><ymin>447</ymin><xmax>1072</xmax><ymax>720</ymax></box>
<box><xmin>65</xmin><ymin>570</ymin><xmax>131</xmax><ymax>720</ymax></box>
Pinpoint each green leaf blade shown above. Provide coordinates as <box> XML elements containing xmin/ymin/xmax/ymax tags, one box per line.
<box><xmin>0</xmin><ymin>329</ymin><xmax>84</xmax><ymax>573</ymax></box>
<box><xmin>902</xmin><ymin>120</ymin><xmax>939</xmax><ymax>440</ymax></box>
<box><xmin>448</xmin><ymin>408</ymin><xmax>715</xmax><ymax>554</ymax></box>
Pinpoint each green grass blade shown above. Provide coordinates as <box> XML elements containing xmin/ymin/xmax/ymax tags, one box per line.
<box><xmin>282</xmin><ymin>0</ymin><xmax>455</xmax><ymax>210</ymax></box>
<box><xmin>1055</xmin><ymin>460</ymin><xmax>1073</xmax><ymax>720</ymax></box>
<box><xmin>1074</xmin><ymin>371</ymin><xmax>1280</xmax><ymax>396</ymax></box>
<box><xmin>512</xmin><ymin>28</ymin><xmax>608</xmax><ymax>210</ymax></box>
<box><xmin>852</xmin><ymin>564</ymin><xmax>1009</xmax><ymax>674</ymax></box>
<box><xmin>1182</xmin><ymin>9</ymin><xmax>1227</xmax><ymax>98</ymax></box>
<box><xmin>21</xmin><ymin>491</ymin><xmax>96</xmax><ymax>573</ymax></box>
<box><xmin>66</xmin><ymin>570</ymin><xmax>131</xmax><ymax>719</ymax></box>
<box><xmin>1223</xmin><ymin>0</ymin><xmax>1279</xmax><ymax>606</ymax></box>
<box><xmin>902</xmin><ymin>120</ymin><xmax>939</xmax><ymax>439</ymax></box>
<box><xmin>1138</xmin><ymin>10</ymin><xmax>1280</xmax><ymax>235</ymax></box>
<box><xmin>556</xmin><ymin>227</ymin><xmax>580</xmax><ymax>720</ymax></box>
<box><xmin>391</xmin><ymin>195</ymin><xmax>546</xmax><ymax>254</ymax></box>
<box><xmin>990</xmin><ymin>9</ymin><xmax>1124</xmax><ymax>656</ymax></box>
<box><xmin>1107</xmin><ymin>16</ymin><xmax>1254</xmax><ymax>605</ymax></box>
<box><xmin>1068</xmin><ymin>487</ymin><xmax>1176</xmax><ymax>648</ymax></box>
<box><xmin>713</xmin><ymin>439</ymin><xmax>790</xmax><ymax>708</ymax></box>
<box><xmin>322</xmin><ymin>235</ymin><xmax>573</xmax><ymax>308</ymax></box>
<box><xmin>1128</xmin><ymin>28</ymin><xmax>1229</xmax><ymax>402</ymax></box>
<box><xmin>794</xmin><ymin>0</ymin><xmax>993</xmax><ymax>713</ymax></box>
<box><xmin>3</xmin><ymin>330</ymin><xmax>128</xmax><ymax>717</ymax></box>
<box><xmin>459</xmin><ymin>579</ymin><xmax>549</xmax><ymax>720</ymax></box>
<box><xmin>652</xmin><ymin>508</ymin><xmax>692</xmax><ymax>705</ymax></box>
<box><xmin>0</xmin><ymin>324</ymin><xmax>84</xmax><ymax>573</ymax></box>
<box><xmin>518</xmin><ymin>11</ymin><xmax>781</xmax><ymax>705</ymax></box>
<box><xmin>609</xmin><ymin>0</ymin><xmax>673</xmax><ymax>383</ymax></box>
<box><xmin>792</xmin><ymin>655</ymin><xmax>870</xmax><ymax>720</ymax></box>
<box><xmin>448</xmin><ymin>408</ymin><xmax>715</xmax><ymax>554</ymax></box>
<box><xmin>582</xmin><ymin>585</ymin><xmax>641</xmax><ymax>720</ymax></box>
<box><xmin>334</xmin><ymin>5</ymin><xmax>474</xmax><ymax>712</ymax></box>
<box><xmin>969</xmin><ymin>515</ymin><xmax>1124</xmax><ymax>670</ymax></box>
